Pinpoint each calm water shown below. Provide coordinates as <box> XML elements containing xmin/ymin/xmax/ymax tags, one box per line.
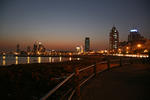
<box><xmin>0</xmin><ymin>55</ymin><xmax>80</xmax><ymax>66</ymax></box>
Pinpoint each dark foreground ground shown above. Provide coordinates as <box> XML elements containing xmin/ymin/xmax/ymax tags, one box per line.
<box><xmin>80</xmin><ymin>64</ymin><xmax>150</xmax><ymax>100</ymax></box>
<box><xmin>0</xmin><ymin>55</ymin><xmax>104</xmax><ymax>100</ymax></box>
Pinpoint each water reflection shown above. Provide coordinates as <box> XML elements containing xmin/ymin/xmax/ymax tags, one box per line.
<box><xmin>15</xmin><ymin>56</ymin><xmax>18</xmax><ymax>65</ymax></box>
<box><xmin>69</xmin><ymin>57</ymin><xmax>72</xmax><ymax>61</ymax></box>
<box><xmin>52</xmin><ymin>58</ymin><xmax>54</xmax><ymax>62</ymax></box>
<box><xmin>2</xmin><ymin>55</ymin><xmax>6</xmax><ymax>66</ymax></box>
<box><xmin>38</xmin><ymin>57</ymin><xmax>41</xmax><ymax>63</ymax></box>
<box><xmin>27</xmin><ymin>57</ymin><xmax>30</xmax><ymax>64</ymax></box>
<box><xmin>3</xmin><ymin>55</ymin><xmax>6</xmax><ymax>60</ymax></box>
<box><xmin>3</xmin><ymin>59</ymin><xmax>6</xmax><ymax>66</ymax></box>
<box><xmin>59</xmin><ymin>57</ymin><xmax>62</xmax><ymax>62</ymax></box>
<box><xmin>49</xmin><ymin>57</ymin><xmax>52</xmax><ymax>63</ymax></box>
<box><xmin>0</xmin><ymin>56</ymin><xmax>79</xmax><ymax>66</ymax></box>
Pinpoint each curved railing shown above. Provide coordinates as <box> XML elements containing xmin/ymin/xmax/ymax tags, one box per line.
<box><xmin>40</xmin><ymin>56</ymin><xmax>150</xmax><ymax>100</ymax></box>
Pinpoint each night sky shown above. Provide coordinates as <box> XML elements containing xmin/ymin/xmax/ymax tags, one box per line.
<box><xmin>0</xmin><ymin>0</ymin><xmax>150</xmax><ymax>51</ymax></box>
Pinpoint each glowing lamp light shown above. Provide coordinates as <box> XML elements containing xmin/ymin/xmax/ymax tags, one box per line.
<box><xmin>137</xmin><ymin>44</ymin><xmax>142</xmax><ymax>48</ymax></box>
<box><xmin>69</xmin><ymin>53</ymin><xmax>72</xmax><ymax>56</ymax></box>
<box><xmin>144</xmin><ymin>49</ymin><xmax>148</xmax><ymax>53</ymax></box>
<box><xmin>100</xmin><ymin>50</ymin><xmax>104</xmax><ymax>53</ymax></box>
<box><xmin>126</xmin><ymin>47</ymin><xmax>129</xmax><ymax>50</ymax></box>
<box><xmin>69</xmin><ymin>57</ymin><xmax>72</xmax><ymax>61</ymax></box>
<box><xmin>3</xmin><ymin>56</ymin><xmax>6</xmax><ymax>60</ymax></box>
<box><xmin>39</xmin><ymin>42</ymin><xmax>42</xmax><ymax>45</ymax></box>
<box><xmin>76</xmin><ymin>47</ymin><xmax>80</xmax><ymax>50</ymax></box>
<box><xmin>130</xmin><ymin>29</ymin><xmax>138</xmax><ymax>32</ymax></box>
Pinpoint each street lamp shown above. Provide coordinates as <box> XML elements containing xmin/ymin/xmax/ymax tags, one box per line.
<box><xmin>126</xmin><ymin>46</ymin><xmax>129</xmax><ymax>50</ymax></box>
<box><xmin>137</xmin><ymin>44</ymin><xmax>142</xmax><ymax>48</ymax></box>
<box><xmin>137</xmin><ymin>44</ymin><xmax>142</xmax><ymax>54</ymax></box>
<box><xmin>126</xmin><ymin>46</ymin><xmax>130</xmax><ymax>54</ymax></box>
<box><xmin>118</xmin><ymin>48</ymin><xmax>121</xmax><ymax>54</ymax></box>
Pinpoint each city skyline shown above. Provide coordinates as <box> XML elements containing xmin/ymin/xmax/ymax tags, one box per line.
<box><xmin>1</xmin><ymin>0</ymin><xmax>150</xmax><ymax>51</ymax></box>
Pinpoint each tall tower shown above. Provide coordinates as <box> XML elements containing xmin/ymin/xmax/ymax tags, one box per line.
<box><xmin>27</xmin><ymin>46</ymin><xmax>31</xmax><ymax>53</ymax></box>
<box><xmin>16</xmin><ymin>44</ymin><xmax>20</xmax><ymax>53</ymax></box>
<box><xmin>128</xmin><ymin>29</ymin><xmax>142</xmax><ymax>43</ymax></box>
<box><xmin>85</xmin><ymin>37</ymin><xmax>90</xmax><ymax>52</ymax></box>
<box><xmin>109</xmin><ymin>26</ymin><xmax>119</xmax><ymax>53</ymax></box>
<box><xmin>33</xmin><ymin>42</ymin><xmax>38</xmax><ymax>54</ymax></box>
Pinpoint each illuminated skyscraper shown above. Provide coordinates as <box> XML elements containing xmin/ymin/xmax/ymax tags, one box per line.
<box><xmin>33</xmin><ymin>42</ymin><xmax>38</xmax><ymax>54</ymax></box>
<box><xmin>128</xmin><ymin>29</ymin><xmax>143</xmax><ymax>43</ymax></box>
<box><xmin>109</xmin><ymin>26</ymin><xmax>119</xmax><ymax>53</ymax></box>
<box><xmin>38</xmin><ymin>42</ymin><xmax>45</xmax><ymax>53</ymax></box>
<box><xmin>85</xmin><ymin>37</ymin><xmax>90</xmax><ymax>52</ymax></box>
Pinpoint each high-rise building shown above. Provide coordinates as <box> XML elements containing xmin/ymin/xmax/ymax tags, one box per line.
<box><xmin>85</xmin><ymin>37</ymin><xmax>90</xmax><ymax>52</ymax></box>
<box><xmin>109</xmin><ymin>26</ymin><xmax>119</xmax><ymax>53</ymax></box>
<box><xmin>128</xmin><ymin>29</ymin><xmax>143</xmax><ymax>43</ymax></box>
<box><xmin>38</xmin><ymin>42</ymin><xmax>45</xmax><ymax>53</ymax></box>
<box><xmin>33</xmin><ymin>42</ymin><xmax>38</xmax><ymax>54</ymax></box>
<box><xmin>27</xmin><ymin>46</ymin><xmax>31</xmax><ymax>53</ymax></box>
<box><xmin>16</xmin><ymin>44</ymin><xmax>20</xmax><ymax>53</ymax></box>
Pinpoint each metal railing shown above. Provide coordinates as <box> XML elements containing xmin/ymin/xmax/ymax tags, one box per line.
<box><xmin>41</xmin><ymin>73</ymin><xmax>75</xmax><ymax>100</ymax></box>
<box><xmin>40</xmin><ymin>57</ymin><xmax>150</xmax><ymax>100</ymax></box>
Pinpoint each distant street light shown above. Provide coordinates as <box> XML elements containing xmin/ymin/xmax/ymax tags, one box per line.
<box><xmin>126</xmin><ymin>46</ymin><xmax>130</xmax><ymax>54</ymax></box>
<box><xmin>137</xmin><ymin>44</ymin><xmax>142</xmax><ymax>48</ymax></box>
<box><xmin>126</xmin><ymin>46</ymin><xmax>129</xmax><ymax>50</ymax></box>
<box><xmin>137</xmin><ymin>44</ymin><xmax>142</xmax><ymax>54</ymax></box>
<box><xmin>118</xmin><ymin>48</ymin><xmax>121</xmax><ymax>54</ymax></box>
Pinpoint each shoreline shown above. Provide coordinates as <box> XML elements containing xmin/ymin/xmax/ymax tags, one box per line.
<box><xmin>0</xmin><ymin>55</ymin><xmax>104</xmax><ymax>100</ymax></box>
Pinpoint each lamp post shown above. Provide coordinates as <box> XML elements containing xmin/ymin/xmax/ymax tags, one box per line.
<box><xmin>126</xmin><ymin>46</ymin><xmax>129</xmax><ymax>54</ymax></box>
<box><xmin>137</xmin><ymin>44</ymin><xmax>142</xmax><ymax>54</ymax></box>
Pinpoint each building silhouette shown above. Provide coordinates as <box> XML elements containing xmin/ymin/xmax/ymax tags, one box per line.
<box><xmin>16</xmin><ymin>44</ymin><xmax>20</xmax><ymax>53</ymax></box>
<box><xmin>109</xmin><ymin>26</ymin><xmax>119</xmax><ymax>53</ymax></box>
<box><xmin>85</xmin><ymin>37</ymin><xmax>90</xmax><ymax>52</ymax></box>
<box><xmin>27</xmin><ymin>46</ymin><xmax>31</xmax><ymax>53</ymax></box>
<box><xmin>128</xmin><ymin>29</ymin><xmax>143</xmax><ymax>43</ymax></box>
<box><xmin>32</xmin><ymin>41</ymin><xmax>45</xmax><ymax>55</ymax></box>
<box><xmin>33</xmin><ymin>42</ymin><xmax>38</xmax><ymax>54</ymax></box>
<box><xmin>38</xmin><ymin>42</ymin><xmax>45</xmax><ymax>53</ymax></box>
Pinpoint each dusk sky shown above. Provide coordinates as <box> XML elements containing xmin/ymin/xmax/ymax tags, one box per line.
<box><xmin>1</xmin><ymin>0</ymin><xmax>150</xmax><ymax>51</ymax></box>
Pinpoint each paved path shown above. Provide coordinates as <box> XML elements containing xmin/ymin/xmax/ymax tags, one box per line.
<box><xmin>80</xmin><ymin>64</ymin><xmax>150</xmax><ymax>100</ymax></box>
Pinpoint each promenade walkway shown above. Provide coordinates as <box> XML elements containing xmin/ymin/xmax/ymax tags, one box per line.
<box><xmin>80</xmin><ymin>64</ymin><xmax>150</xmax><ymax>100</ymax></box>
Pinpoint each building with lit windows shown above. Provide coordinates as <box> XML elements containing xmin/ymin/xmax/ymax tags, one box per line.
<box><xmin>85</xmin><ymin>37</ymin><xmax>90</xmax><ymax>52</ymax></box>
<box><xmin>117</xmin><ymin>29</ymin><xmax>149</xmax><ymax>54</ymax></box>
<box><xmin>33</xmin><ymin>42</ymin><xmax>38</xmax><ymax>54</ymax></box>
<box><xmin>76</xmin><ymin>45</ymin><xmax>84</xmax><ymax>54</ymax></box>
<box><xmin>128</xmin><ymin>29</ymin><xmax>143</xmax><ymax>43</ymax></box>
<box><xmin>32</xmin><ymin>41</ymin><xmax>45</xmax><ymax>55</ymax></box>
<box><xmin>109</xmin><ymin>26</ymin><xmax>119</xmax><ymax>53</ymax></box>
<box><xmin>38</xmin><ymin>42</ymin><xmax>45</xmax><ymax>53</ymax></box>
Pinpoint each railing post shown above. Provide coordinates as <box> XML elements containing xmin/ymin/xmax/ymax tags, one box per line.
<box><xmin>93</xmin><ymin>64</ymin><xmax>97</xmax><ymax>76</ymax></box>
<box><xmin>120</xmin><ymin>58</ymin><xmax>122</xmax><ymax>67</ymax></box>
<box><xmin>107</xmin><ymin>58</ymin><xmax>110</xmax><ymax>70</ymax></box>
<box><xmin>74</xmin><ymin>68</ymin><xmax>80</xmax><ymax>100</ymax></box>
